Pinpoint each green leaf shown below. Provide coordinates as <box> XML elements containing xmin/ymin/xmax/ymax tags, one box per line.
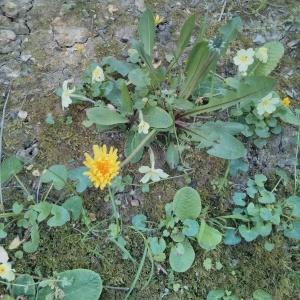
<box><xmin>175</xmin><ymin>14</ymin><xmax>195</xmax><ymax>60</ymax></box>
<box><xmin>63</xmin><ymin>196</ymin><xmax>83</xmax><ymax>221</ymax></box>
<box><xmin>285</xmin><ymin>195</ymin><xmax>300</xmax><ymax>218</ymax></box>
<box><xmin>166</xmin><ymin>142</ymin><xmax>179</xmax><ymax>169</ymax></box>
<box><xmin>23</xmin><ymin>223</ymin><xmax>40</xmax><ymax>253</ymax></box>
<box><xmin>218</xmin><ymin>17</ymin><xmax>243</xmax><ymax>55</ymax></box>
<box><xmin>253</xmin><ymin>289</ymin><xmax>272</xmax><ymax>300</ymax></box>
<box><xmin>258</xmin><ymin>189</ymin><xmax>276</xmax><ymax>204</ymax></box>
<box><xmin>41</xmin><ymin>165</ymin><xmax>68</xmax><ymax>190</ymax></box>
<box><xmin>86</xmin><ymin>106</ymin><xmax>128</xmax><ymax>126</ymax></box>
<box><xmin>180</xmin><ymin>41</ymin><xmax>214</xmax><ymax>99</ymax></box>
<box><xmin>143</xmin><ymin>106</ymin><xmax>173</xmax><ymax>129</ymax></box>
<box><xmin>284</xmin><ymin>220</ymin><xmax>300</xmax><ymax>240</ymax></box>
<box><xmin>233</xmin><ymin>192</ymin><xmax>246</xmax><ymax>206</ymax></box>
<box><xmin>169</xmin><ymin>240</ymin><xmax>195</xmax><ymax>272</ymax></box>
<box><xmin>132</xmin><ymin>214</ymin><xmax>148</xmax><ymax>231</ymax></box>
<box><xmin>0</xmin><ymin>155</ymin><xmax>23</xmax><ymax>183</ymax></box>
<box><xmin>0</xmin><ymin>223</ymin><xmax>7</xmax><ymax>239</ymax></box>
<box><xmin>254</xmin><ymin>42</ymin><xmax>284</xmax><ymax>76</ymax></box>
<box><xmin>68</xmin><ymin>167</ymin><xmax>90</xmax><ymax>193</ymax></box>
<box><xmin>12</xmin><ymin>202</ymin><xmax>24</xmax><ymax>214</ymax></box>
<box><xmin>207</xmin><ymin>289</ymin><xmax>225</xmax><ymax>300</ymax></box>
<box><xmin>138</xmin><ymin>9</ymin><xmax>155</xmax><ymax>58</ymax></box>
<box><xmin>264</xmin><ymin>242</ymin><xmax>274</xmax><ymax>252</ymax></box>
<box><xmin>203</xmin><ymin>257</ymin><xmax>212</xmax><ymax>271</ymax></box>
<box><xmin>173</xmin><ymin>187</ymin><xmax>202</xmax><ymax>220</ymax></box>
<box><xmin>223</xmin><ymin>228</ymin><xmax>241</xmax><ymax>245</ymax></box>
<box><xmin>12</xmin><ymin>275</ymin><xmax>36</xmax><ymax>300</ymax></box>
<box><xmin>255</xmin><ymin>174</ymin><xmax>267</xmax><ymax>187</ymax></box>
<box><xmin>39</xmin><ymin>269</ymin><xmax>103</xmax><ymax>300</ymax></box>
<box><xmin>128</xmin><ymin>68</ymin><xmax>151</xmax><ymax>89</ymax></box>
<box><xmin>238</xmin><ymin>225</ymin><xmax>259</xmax><ymax>242</ymax></box>
<box><xmin>102</xmin><ymin>56</ymin><xmax>135</xmax><ymax>76</ymax></box>
<box><xmin>182</xmin><ymin>219</ymin><xmax>199</xmax><ymax>237</ymax></box>
<box><xmin>120</xmin><ymin>81</ymin><xmax>133</xmax><ymax>114</ymax></box>
<box><xmin>207</xmin><ymin>132</ymin><xmax>246</xmax><ymax>160</ymax></box>
<box><xmin>47</xmin><ymin>205</ymin><xmax>70</xmax><ymax>227</ymax></box>
<box><xmin>276</xmin><ymin>107</ymin><xmax>300</xmax><ymax>126</ymax></box>
<box><xmin>197</xmin><ymin>220</ymin><xmax>222</xmax><ymax>250</ymax></box>
<box><xmin>32</xmin><ymin>202</ymin><xmax>52</xmax><ymax>222</ymax></box>
<box><xmin>149</xmin><ymin>237</ymin><xmax>166</xmax><ymax>256</ymax></box>
<box><xmin>184</xmin><ymin>76</ymin><xmax>275</xmax><ymax>116</ymax></box>
<box><xmin>124</xmin><ymin>131</ymin><xmax>145</xmax><ymax>163</ymax></box>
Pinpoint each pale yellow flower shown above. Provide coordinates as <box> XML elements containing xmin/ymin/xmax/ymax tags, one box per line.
<box><xmin>138</xmin><ymin>111</ymin><xmax>150</xmax><ymax>135</ymax></box>
<box><xmin>257</xmin><ymin>92</ymin><xmax>280</xmax><ymax>115</ymax></box>
<box><xmin>281</xmin><ymin>97</ymin><xmax>291</xmax><ymax>107</ymax></box>
<box><xmin>0</xmin><ymin>246</ymin><xmax>15</xmax><ymax>282</ymax></box>
<box><xmin>233</xmin><ymin>48</ymin><xmax>255</xmax><ymax>72</ymax></box>
<box><xmin>154</xmin><ymin>14</ymin><xmax>164</xmax><ymax>26</ymax></box>
<box><xmin>61</xmin><ymin>79</ymin><xmax>75</xmax><ymax>110</ymax></box>
<box><xmin>84</xmin><ymin>145</ymin><xmax>120</xmax><ymax>190</ymax></box>
<box><xmin>92</xmin><ymin>66</ymin><xmax>105</xmax><ymax>83</ymax></box>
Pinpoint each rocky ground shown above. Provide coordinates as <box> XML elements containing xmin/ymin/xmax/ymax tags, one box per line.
<box><xmin>0</xmin><ymin>0</ymin><xmax>300</xmax><ymax>299</ymax></box>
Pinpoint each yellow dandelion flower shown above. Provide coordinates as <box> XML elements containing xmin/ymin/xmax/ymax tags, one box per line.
<box><xmin>83</xmin><ymin>145</ymin><xmax>120</xmax><ymax>190</ymax></box>
<box><xmin>281</xmin><ymin>97</ymin><xmax>291</xmax><ymax>107</ymax></box>
<box><xmin>154</xmin><ymin>14</ymin><xmax>163</xmax><ymax>26</ymax></box>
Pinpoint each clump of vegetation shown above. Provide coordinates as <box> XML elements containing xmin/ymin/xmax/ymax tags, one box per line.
<box><xmin>0</xmin><ymin>8</ymin><xmax>299</xmax><ymax>300</ymax></box>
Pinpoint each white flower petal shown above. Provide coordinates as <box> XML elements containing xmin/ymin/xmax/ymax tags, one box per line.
<box><xmin>0</xmin><ymin>246</ymin><xmax>9</xmax><ymax>264</ymax></box>
<box><xmin>140</xmin><ymin>173</ymin><xmax>151</xmax><ymax>184</ymax></box>
<box><xmin>139</xmin><ymin>166</ymin><xmax>151</xmax><ymax>173</ymax></box>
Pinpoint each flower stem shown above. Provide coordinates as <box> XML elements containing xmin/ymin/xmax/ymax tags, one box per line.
<box><xmin>120</xmin><ymin>129</ymin><xmax>157</xmax><ymax>168</ymax></box>
<box><xmin>108</xmin><ymin>186</ymin><xmax>119</xmax><ymax>225</ymax></box>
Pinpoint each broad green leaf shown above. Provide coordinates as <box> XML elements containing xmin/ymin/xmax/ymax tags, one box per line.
<box><xmin>68</xmin><ymin>167</ymin><xmax>91</xmax><ymax>193</ymax></box>
<box><xmin>63</xmin><ymin>196</ymin><xmax>83</xmax><ymax>221</ymax></box>
<box><xmin>0</xmin><ymin>155</ymin><xmax>23</xmax><ymax>183</ymax></box>
<box><xmin>23</xmin><ymin>223</ymin><xmax>39</xmax><ymax>253</ymax></box>
<box><xmin>32</xmin><ymin>202</ymin><xmax>52</xmax><ymax>222</ymax></box>
<box><xmin>180</xmin><ymin>41</ymin><xmax>214</xmax><ymax>99</ymax></box>
<box><xmin>0</xmin><ymin>223</ymin><xmax>7</xmax><ymax>238</ymax></box>
<box><xmin>41</xmin><ymin>165</ymin><xmax>68</xmax><ymax>190</ymax></box>
<box><xmin>218</xmin><ymin>17</ymin><xmax>243</xmax><ymax>55</ymax></box>
<box><xmin>166</xmin><ymin>142</ymin><xmax>179</xmax><ymax>169</ymax></box>
<box><xmin>197</xmin><ymin>220</ymin><xmax>222</xmax><ymax>250</ymax></box>
<box><xmin>183</xmin><ymin>77</ymin><xmax>276</xmax><ymax>116</ymax></box>
<box><xmin>207</xmin><ymin>132</ymin><xmax>246</xmax><ymax>160</ymax></box>
<box><xmin>175</xmin><ymin>14</ymin><xmax>195</xmax><ymax>60</ymax></box>
<box><xmin>285</xmin><ymin>195</ymin><xmax>300</xmax><ymax>218</ymax></box>
<box><xmin>182</xmin><ymin>219</ymin><xmax>199</xmax><ymax>237</ymax></box>
<box><xmin>207</xmin><ymin>289</ymin><xmax>226</xmax><ymax>300</ymax></box>
<box><xmin>120</xmin><ymin>81</ymin><xmax>133</xmax><ymax>114</ymax></box>
<box><xmin>86</xmin><ymin>106</ymin><xmax>128</xmax><ymax>126</ymax></box>
<box><xmin>284</xmin><ymin>220</ymin><xmax>300</xmax><ymax>240</ymax></box>
<box><xmin>124</xmin><ymin>131</ymin><xmax>145</xmax><ymax>163</ymax></box>
<box><xmin>149</xmin><ymin>237</ymin><xmax>166</xmax><ymax>256</ymax></box>
<box><xmin>253</xmin><ymin>42</ymin><xmax>284</xmax><ymax>76</ymax></box>
<box><xmin>238</xmin><ymin>224</ymin><xmax>259</xmax><ymax>242</ymax></box>
<box><xmin>143</xmin><ymin>106</ymin><xmax>173</xmax><ymax>129</ymax></box>
<box><xmin>275</xmin><ymin>107</ymin><xmax>300</xmax><ymax>126</ymax></box>
<box><xmin>253</xmin><ymin>289</ymin><xmax>272</xmax><ymax>300</ymax></box>
<box><xmin>12</xmin><ymin>202</ymin><xmax>23</xmax><ymax>214</ymax></box>
<box><xmin>47</xmin><ymin>205</ymin><xmax>70</xmax><ymax>227</ymax></box>
<box><xmin>223</xmin><ymin>228</ymin><xmax>241</xmax><ymax>245</ymax></box>
<box><xmin>128</xmin><ymin>68</ymin><xmax>151</xmax><ymax>89</ymax></box>
<box><xmin>132</xmin><ymin>214</ymin><xmax>148</xmax><ymax>231</ymax></box>
<box><xmin>12</xmin><ymin>275</ymin><xmax>36</xmax><ymax>300</ymax></box>
<box><xmin>173</xmin><ymin>187</ymin><xmax>202</xmax><ymax>220</ymax></box>
<box><xmin>138</xmin><ymin>9</ymin><xmax>155</xmax><ymax>58</ymax></box>
<box><xmin>39</xmin><ymin>269</ymin><xmax>103</xmax><ymax>300</ymax></box>
<box><xmin>102</xmin><ymin>56</ymin><xmax>135</xmax><ymax>76</ymax></box>
<box><xmin>169</xmin><ymin>240</ymin><xmax>195</xmax><ymax>272</ymax></box>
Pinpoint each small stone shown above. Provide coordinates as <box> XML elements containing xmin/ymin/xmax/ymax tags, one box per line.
<box><xmin>89</xmin><ymin>213</ymin><xmax>97</xmax><ymax>221</ymax></box>
<box><xmin>52</xmin><ymin>19</ymin><xmax>90</xmax><ymax>47</ymax></box>
<box><xmin>1</xmin><ymin>1</ymin><xmax>18</xmax><ymax>18</ymax></box>
<box><xmin>253</xmin><ymin>34</ymin><xmax>266</xmax><ymax>45</ymax></box>
<box><xmin>108</xmin><ymin>4</ymin><xmax>118</xmax><ymax>14</ymax></box>
<box><xmin>17</xmin><ymin>110</ymin><xmax>28</xmax><ymax>119</ymax></box>
<box><xmin>115</xmin><ymin>26</ymin><xmax>135</xmax><ymax>43</ymax></box>
<box><xmin>130</xmin><ymin>199</ymin><xmax>140</xmax><ymax>207</ymax></box>
<box><xmin>32</xmin><ymin>169</ymin><xmax>40</xmax><ymax>177</ymax></box>
<box><xmin>135</xmin><ymin>0</ymin><xmax>145</xmax><ymax>12</ymax></box>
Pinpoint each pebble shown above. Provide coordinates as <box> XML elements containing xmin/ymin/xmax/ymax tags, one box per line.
<box><xmin>253</xmin><ymin>34</ymin><xmax>266</xmax><ymax>45</ymax></box>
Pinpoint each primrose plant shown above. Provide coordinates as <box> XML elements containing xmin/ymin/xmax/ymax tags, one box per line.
<box><xmin>58</xmin><ymin>9</ymin><xmax>292</xmax><ymax>166</ymax></box>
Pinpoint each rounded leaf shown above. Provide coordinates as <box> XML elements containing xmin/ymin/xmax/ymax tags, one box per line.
<box><xmin>169</xmin><ymin>240</ymin><xmax>195</xmax><ymax>273</ymax></box>
<box><xmin>197</xmin><ymin>220</ymin><xmax>222</xmax><ymax>250</ymax></box>
<box><xmin>173</xmin><ymin>187</ymin><xmax>202</xmax><ymax>220</ymax></box>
